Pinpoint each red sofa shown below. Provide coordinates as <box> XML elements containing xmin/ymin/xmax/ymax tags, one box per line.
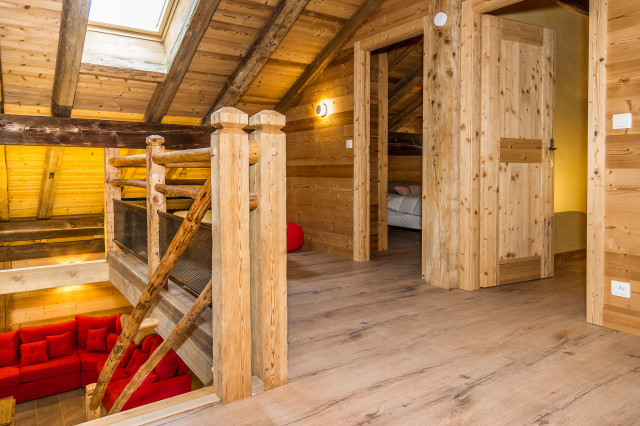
<box><xmin>0</xmin><ymin>315</ymin><xmax>191</xmax><ymax>411</ymax></box>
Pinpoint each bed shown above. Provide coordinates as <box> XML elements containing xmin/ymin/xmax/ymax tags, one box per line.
<box><xmin>387</xmin><ymin>182</ymin><xmax>422</xmax><ymax>230</ymax></box>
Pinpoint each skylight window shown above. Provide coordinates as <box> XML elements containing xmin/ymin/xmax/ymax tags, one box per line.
<box><xmin>89</xmin><ymin>0</ymin><xmax>173</xmax><ymax>34</ymax></box>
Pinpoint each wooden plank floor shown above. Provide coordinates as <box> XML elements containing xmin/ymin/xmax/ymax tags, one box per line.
<box><xmin>159</xmin><ymin>228</ymin><xmax>640</xmax><ymax>424</ymax></box>
<box><xmin>15</xmin><ymin>389</ymin><xmax>85</xmax><ymax>426</ymax></box>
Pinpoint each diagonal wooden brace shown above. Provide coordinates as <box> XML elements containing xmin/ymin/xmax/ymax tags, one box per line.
<box><xmin>108</xmin><ymin>279</ymin><xmax>213</xmax><ymax>414</ymax></box>
<box><xmin>89</xmin><ymin>176</ymin><xmax>212</xmax><ymax>411</ymax></box>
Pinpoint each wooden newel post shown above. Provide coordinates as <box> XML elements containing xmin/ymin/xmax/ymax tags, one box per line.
<box><xmin>210</xmin><ymin>107</ymin><xmax>252</xmax><ymax>403</ymax></box>
<box><xmin>248</xmin><ymin>110</ymin><xmax>288</xmax><ymax>390</ymax></box>
<box><xmin>146</xmin><ymin>136</ymin><xmax>167</xmax><ymax>284</ymax></box>
<box><xmin>104</xmin><ymin>148</ymin><xmax>121</xmax><ymax>255</ymax></box>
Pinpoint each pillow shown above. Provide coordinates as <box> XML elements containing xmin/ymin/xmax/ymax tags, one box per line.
<box><xmin>121</xmin><ymin>343</ymin><xmax>137</xmax><ymax>367</ymax></box>
<box><xmin>46</xmin><ymin>332</ymin><xmax>73</xmax><ymax>359</ymax></box>
<box><xmin>394</xmin><ymin>185</ymin><xmax>410</xmax><ymax>196</ymax></box>
<box><xmin>0</xmin><ymin>330</ymin><xmax>20</xmax><ymax>367</ymax></box>
<box><xmin>154</xmin><ymin>350</ymin><xmax>180</xmax><ymax>379</ymax></box>
<box><xmin>142</xmin><ymin>372</ymin><xmax>158</xmax><ymax>385</ymax></box>
<box><xmin>125</xmin><ymin>349</ymin><xmax>150</xmax><ymax>376</ymax></box>
<box><xmin>86</xmin><ymin>327</ymin><xmax>108</xmax><ymax>352</ymax></box>
<box><xmin>20</xmin><ymin>341</ymin><xmax>48</xmax><ymax>366</ymax></box>
<box><xmin>407</xmin><ymin>184</ymin><xmax>421</xmax><ymax>196</ymax></box>
<box><xmin>76</xmin><ymin>315</ymin><xmax>117</xmax><ymax>349</ymax></box>
<box><xmin>115</xmin><ymin>313</ymin><xmax>123</xmax><ymax>335</ymax></box>
<box><xmin>107</xmin><ymin>333</ymin><xmax>119</xmax><ymax>352</ymax></box>
<box><xmin>140</xmin><ymin>335</ymin><xmax>161</xmax><ymax>354</ymax></box>
<box><xmin>19</xmin><ymin>320</ymin><xmax>77</xmax><ymax>348</ymax></box>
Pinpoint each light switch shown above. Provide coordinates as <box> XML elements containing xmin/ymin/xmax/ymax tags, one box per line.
<box><xmin>346</xmin><ymin>139</ymin><xmax>353</xmax><ymax>149</ymax></box>
<box><xmin>613</xmin><ymin>113</ymin><xmax>632</xmax><ymax>130</ymax></box>
<box><xmin>611</xmin><ymin>280</ymin><xmax>631</xmax><ymax>298</ymax></box>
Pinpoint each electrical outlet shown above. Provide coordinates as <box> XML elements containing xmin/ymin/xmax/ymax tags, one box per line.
<box><xmin>611</xmin><ymin>280</ymin><xmax>631</xmax><ymax>298</ymax></box>
<box><xmin>345</xmin><ymin>139</ymin><xmax>353</xmax><ymax>149</ymax></box>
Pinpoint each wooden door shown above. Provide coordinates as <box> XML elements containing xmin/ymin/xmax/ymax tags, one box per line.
<box><xmin>479</xmin><ymin>16</ymin><xmax>555</xmax><ymax>287</ymax></box>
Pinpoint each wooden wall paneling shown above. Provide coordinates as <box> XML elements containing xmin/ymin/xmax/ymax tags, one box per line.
<box><xmin>144</xmin><ymin>0</ymin><xmax>222</xmax><ymax>123</ymax></box>
<box><xmin>210</xmin><ymin>107</ymin><xmax>252</xmax><ymax>402</ymax></box>
<box><xmin>0</xmin><ymin>44</ymin><xmax>4</xmax><ymax>114</ymax></box>
<box><xmin>587</xmin><ymin>0</ymin><xmax>607</xmax><ymax>326</ymax></box>
<box><xmin>36</xmin><ymin>147</ymin><xmax>64</xmax><ymax>219</ymax></box>
<box><xmin>377</xmin><ymin>52</ymin><xmax>388</xmax><ymax>251</ymax></box>
<box><xmin>0</xmin><ymin>238</ymin><xmax>105</xmax><ymax>263</ymax></box>
<box><xmin>369</xmin><ymin>53</ymin><xmax>380</xmax><ymax>251</ymax></box>
<box><xmin>472</xmin><ymin>0</ymin><xmax>523</xmax><ymax>13</ymax></box>
<box><xmin>248</xmin><ymin>110</ymin><xmax>288</xmax><ymax>390</ymax></box>
<box><xmin>459</xmin><ymin>0</ymin><xmax>482</xmax><ymax>291</ymax></box>
<box><xmin>353</xmin><ymin>41</ymin><xmax>370</xmax><ymax>262</ymax></box>
<box><xmin>0</xmin><ymin>146</ymin><xmax>8</xmax><ymax>221</ymax></box>
<box><xmin>388</xmin><ymin>156</ymin><xmax>422</xmax><ymax>183</ymax></box>
<box><xmin>51</xmin><ymin>0</ymin><xmax>92</xmax><ymax>117</ymax></box>
<box><xmin>205</xmin><ymin>0</ymin><xmax>311</xmax><ymax>120</ymax></box>
<box><xmin>541</xmin><ymin>28</ymin><xmax>556</xmax><ymax>278</ymax></box>
<box><xmin>423</xmin><ymin>2</ymin><xmax>461</xmax><ymax>289</ymax></box>
<box><xmin>275</xmin><ymin>0</ymin><xmax>386</xmax><ymax>113</ymax></box>
<box><xmin>479</xmin><ymin>16</ymin><xmax>500</xmax><ymax>287</ymax></box>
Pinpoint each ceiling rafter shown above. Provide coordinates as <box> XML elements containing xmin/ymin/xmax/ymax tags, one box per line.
<box><xmin>51</xmin><ymin>0</ymin><xmax>92</xmax><ymax>118</ymax></box>
<box><xmin>275</xmin><ymin>0</ymin><xmax>387</xmax><ymax>113</ymax></box>
<box><xmin>389</xmin><ymin>91</ymin><xmax>422</xmax><ymax>131</ymax></box>
<box><xmin>36</xmin><ymin>147</ymin><xmax>64</xmax><ymax>220</ymax></box>
<box><xmin>546</xmin><ymin>0</ymin><xmax>588</xmax><ymax>15</ymax></box>
<box><xmin>144</xmin><ymin>0</ymin><xmax>223</xmax><ymax>123</ymax></box>
<box><xmin>387</xmin><ymin>38</ymin><xmax>422</xmax><ymax>71</ymax></box>
<box><xmin>388</xmin><ymin>64</ymin><xmax>422</xmax><ymax>108</ymax></box>
<box><xmin>202</xmin><ymin>0</ymin><xmax>311</xmax><ymax>124</ymax></box>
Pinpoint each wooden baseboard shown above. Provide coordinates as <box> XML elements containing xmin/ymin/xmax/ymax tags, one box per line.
<box><xmin>554</xmin><ymin>248</ymin><xmax>586</xmax><ymax>264</ymax></box>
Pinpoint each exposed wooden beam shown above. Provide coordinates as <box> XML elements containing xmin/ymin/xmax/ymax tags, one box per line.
<box><xmin>388</xmin><ymin>64</ymin><xmax>422</xmax><ymax>108</ymax></box>
<box><xmin>546</xmin><ymin>0</ymin><xmax>588</xmax><ymax>15</ymax></box>
<box><xmin>36</xmin><ymin>147</ymin><xmax>64</xmax><ymax>219</ymax></box>
<box><xmin>387</xmin><ymin>38</ymin><xmax>421</xmax><ymax>71</ymax></box>
<box><xmin>275</xmin><ymin>0</ymin><xmax>386</xmax><ymax>113</ymax></box>
<box><xmin>144</xmin><ymin>0</ymin><xmax>223</xmax><ymax>123</ymax></box>
<box><xmin>389</xmin><ymin>91</ymin><xmax>422</xmax><ymax>131</ymax></box>
<box><xmin>0</xmin><ymin>146</ymin><xmax>8</xmax><ymax>222</ymax></box>
<box><xmin>0</xmin><ymin>260</ymin><xmax>108</xmax><ymax>295</ymax></box>
<box><xmin>203</xmin><ymin>0</ymin><xmax>311</xmax><ymax>123</ymax></box>
<box><xmin>51</xmin><ymin>0</ymin><xmax>92</xmax><ymax>117</ymax></box>
<box><xmin>0</xmin><ymin>238</ymin><xmax>104</xmax><ymax>263</ymax></box>
<box><xmin>0</xmin><ymin>114</ymin><xmax>212</xmax><ymax>149</ymax></box>
<box><xmin>0</xmin><ymin>215</ymin><xmax>104</xmax><ymax>242</ymax></box>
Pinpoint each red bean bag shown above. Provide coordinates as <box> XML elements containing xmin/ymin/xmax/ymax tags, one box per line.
<box><xmin>287</xmin><ymin>222</ymin><xmax>304</xmax><ymax>252</ymax></box>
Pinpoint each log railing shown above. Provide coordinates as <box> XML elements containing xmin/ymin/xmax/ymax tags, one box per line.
<box><xmin>93</xmin><ymin>107</ymin><xmax>287</xmax><ymax>417</ymax></box>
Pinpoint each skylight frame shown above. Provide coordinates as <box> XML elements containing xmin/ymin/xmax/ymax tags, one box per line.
<box><xmin>88</xmin><ymin>0</ymin><xmax>177</xmax><ymax>39</ymax></box>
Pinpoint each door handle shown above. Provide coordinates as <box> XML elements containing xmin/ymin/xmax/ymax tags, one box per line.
<box><xmin>549</xmin><ymin>138</ymin><xmax>557</xmax><ymax>151</ymax></box>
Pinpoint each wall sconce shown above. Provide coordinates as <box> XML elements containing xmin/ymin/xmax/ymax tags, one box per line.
<box><xmin>316</xmin><ymin>101</ymin><xmax>329</xmax><ymax>117</ymax></box>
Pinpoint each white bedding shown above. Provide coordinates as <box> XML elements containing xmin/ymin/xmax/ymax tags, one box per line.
<box><xmin>387</xmin><ymin>193</ymin><xmax>421</xmax><ymax>216</ymax></box>
<box><xmin>387</xmin><ymin>210</ymin><xmax>421</xmax><ymax>230</ymax></box>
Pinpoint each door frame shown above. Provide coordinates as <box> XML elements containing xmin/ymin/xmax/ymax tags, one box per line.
<box><xmin>353</xmin><ymin>10</ymin><xmax>461</xmax><ymax>290</ymax></box>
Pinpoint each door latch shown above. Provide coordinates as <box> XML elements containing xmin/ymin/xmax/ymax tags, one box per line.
<box><xmin>549</xmin><ymin>138</ymin><xmax>556</xmax><ymax>167</ymax></box>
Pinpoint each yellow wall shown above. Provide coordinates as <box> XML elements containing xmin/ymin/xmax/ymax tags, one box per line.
<box><xmin>494</xmin><ymin>0</ymin><xmax>589</xmax><ymax>252</ymax></box>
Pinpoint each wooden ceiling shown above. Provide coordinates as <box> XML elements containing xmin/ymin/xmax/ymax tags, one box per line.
<box><xmin>0</xmin><ymin>0</ymin><xmax>369</xmax><ymax>123</ymax></box>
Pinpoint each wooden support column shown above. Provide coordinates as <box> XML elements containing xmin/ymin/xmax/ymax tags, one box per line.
<box><xmin>36</xmin><ymin>147</ymin><xmax>64</xmax><ymax>219</ymax></box>
<box><xmin>146</xmin><ymin>136</ymin><xmax>166</xmax><ymax>281</ymax></box>
<box><xmin>377</xmin><ymin>53</ymin><xmax>388</xmax><ymax>252</ymax></box>
<box><xmin>353</xmin><ymin>41</ymin><xmax>371</xmax><ymax>262</ymax></box>
<box><xmin>210</xmin><ymin>107</ymin><xmax>252</xmax><ymax>403</ymax></box>
<box><xmin>104</xmin><ymin>148</ymin><xmax>121</xmax><ymax>255</ymax></box>
<box><xmin>248</xmin><ymin>110</ymin><xmax>287</xmax><ymax>390</ymax></box>
<box><xmin>586</xmin><ymin>0</ymin><xmax>607</xmax><ymax>326</ymax></box>
<box><xmin>0</xmin><ymin>146</ymin><xmax>8</xmax><ymax>222</ymax></box>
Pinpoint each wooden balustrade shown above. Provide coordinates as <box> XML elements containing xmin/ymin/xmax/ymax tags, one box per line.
<box><xmin>96</xmin><ymin>107</ymin><xmax>286</xmax><ymax>416</ymax></box>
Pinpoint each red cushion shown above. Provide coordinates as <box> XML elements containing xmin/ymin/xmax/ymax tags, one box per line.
<box><xmin>0</xmin><ymin>366</ymin><xmax>20</xmax><ymax>389</ymax></box>
<box><xmin>77</xmin><ymin>350</ymin><xmax>109</xmax><ymax>373</ymax></box>
<box><xmin>20</xmin><ymin>341</ymin><xmax>48</xmax><ymax>367</ymax></box>
<box><xmin>140</xmin><ymin>335</ymin><xmax>161</xmax><ymax>354</ymax></box>
<box><xmin>153</xmin><ymin>350</ymin><xmax>180</xmax><ymax>379</ymax></box>
<box><xmin>107</xmin><ymin>333</ymin><xmax>118</xmax><ymax>352</ymax></box>
<box><xmin>19</xmin><ymin>320</ymin><xmax>77</xmax><ymax>348</ymax></box>
<box><xmin>0</xmin><ymin>331</ymin><xmax>19</xmax><ymax>367</ymax></box>
<box><xmin>143</xmin><ymin>372</ymin><xmax>158</xmax><ymax>385</ymax></box>
<box><xmin>76</xmin><ymin>316</ymin><xmax>117</xmax><ymax>349</ymax></box>
<box><xmin>45</xmin><ymin>332</ymin><xmax>73</xmax><ymax>359</ymax></box>
<box><xmin>121</xmin><ymin>343</ymin><xmax>136</xmax><ymax>367</ymax></box>
<box><xmin>287</xmin><ymin>222</ymin><xmax>304</xmax><ymax>252</ymax></box>
<box><xmin>125</xmin><ymin>349</ymin><xmax>149</xmax><ymax>376</ymax></box>
<box><xmin>86</xmin><ymin>327</ymin><xmax>108</xmax><ymax>352</ymax></box>
<box><xmin>20</xmin><ymin>353</ymin><xmax>79</xmax><ymax>383</ymax></box>
<box><xmin>103</xmin><ymin>373</ymin><xmax>191</xmax><ymax>412</ymax></box>
<box><xmin>116</xmin><ymin>313</ymin><xmax>123</xmax><ymax>335</ymax></box>
<box><xmin>96</xmin><ymin>360</ymin><xmax>129</xmax><ymax>381</ymax></box>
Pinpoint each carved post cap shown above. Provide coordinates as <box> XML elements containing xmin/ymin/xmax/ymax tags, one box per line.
<box><xmin>211</xmin><ymin>107</ymin><xmax>249</xmax><ymax>130</ymax></box>
<box><xmin>146</xmin><ymin>135</ymin><xmax>165</xmax><ymax>146</ymax></box>
<box><xmin>249</xmin><ymin>110</ymin><xmax>286</xmax><ymax>130</ymax></box>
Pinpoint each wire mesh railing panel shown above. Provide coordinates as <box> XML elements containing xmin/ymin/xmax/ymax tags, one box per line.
<box><xmin>113</xmin><ymin>200</ymin><xmax>148</xmax><ymax>261</ymax></box>
<box><xmin>159</xmin><ymin>211</ymin><xmax>212</xmax><ymax>297</ymax></box>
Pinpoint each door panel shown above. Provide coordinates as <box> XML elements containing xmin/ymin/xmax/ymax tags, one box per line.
<box><xmin>480</xmin><ymin>15</ymin><xmax>555</xmax><ymax>287</ymax></box>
